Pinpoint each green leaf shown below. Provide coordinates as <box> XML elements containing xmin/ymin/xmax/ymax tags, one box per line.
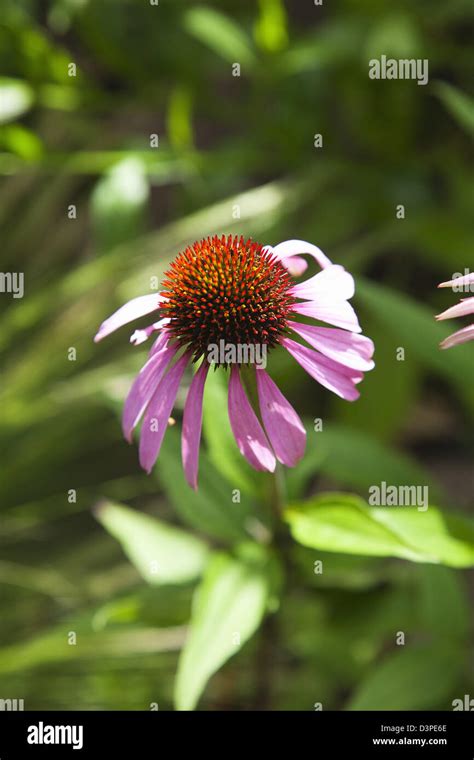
<box><xmin>95</xmin><ymin>501</ymin><xmax>209</xmax><ymax>585</ymax></box>
<box><xmin>285</xmin><ymin>493</ymin><xmax>474</xmax><ymax>567</ymax></box>
<box><xmin>174</xmin><ymin>548</ymin><xmax>275</xmax><ymax>710</ymax></box>
<box><xmin>184</xmin><ymin>7</ymin><xmax>256</xmax><ymax>67</ymax></box>
<box><xmin>435</xmin><ymin>82</ymin><xmax>474</xmax><ymax>137</ymax></box>
<box><xmin>348</xmin><ymin>645</ymin><xmax>463</xmax><ymax>710</ymax></box>
<box><xmin>0</xmin><ymin>78</ymin><xmax>34</xmax><ymax>124</ymax></box>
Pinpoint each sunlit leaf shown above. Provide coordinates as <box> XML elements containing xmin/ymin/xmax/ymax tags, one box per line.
<box><xmin>174</xmin><ymin>547</ymin><xmax>276</xmax><ymax>710</ymax></box>
<box><xmin>286</xmin><ymin>493</ymin><xmax>474</xmax><ymax>567</ymax></box>
<box><xmin>95</xmin><ymin>500</ymin><xmax>209</xmax><ymax>585</ymax></box>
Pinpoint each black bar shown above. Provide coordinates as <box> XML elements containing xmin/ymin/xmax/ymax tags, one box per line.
<box><xmin>0</xmin><ymin>711</ymin><xmax>473</xmax><ymax>757</ymax></box>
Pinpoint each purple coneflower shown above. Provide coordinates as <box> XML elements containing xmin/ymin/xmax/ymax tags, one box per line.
<box><xmin>94</xmin><ymin>236</ymin><xmax>374</xmax><ymax>488</ymax></box>
<box><xmin>436</xmin><ymin>272</ymin><xmax>474</xmax><ymax>349</ymax></box>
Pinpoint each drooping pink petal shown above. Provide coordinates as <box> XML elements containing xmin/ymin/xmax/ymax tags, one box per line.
<box><xmin>122</xmin><ymin>334</ymin><xmax>178</xmax><ymax>442</ymax></box>
<box><xmin>438</xmin><ymin>273</ymin><xmax>474</xmax><ymax>289</ymax></box>
<box><xmin>139</xmin><ymin>353</ymin><xmax>190</xmax><ymax>474</ymax></box>
<box><xmin>436</xmin><ymin>297</ymin><xmax>474</xmax><ymax>321</ymax></box>
<box><xmin>290</xmin><ymin>264</ymin><xmax>355</xmax><ymax>302</ymax></box>
<box><xmin>228</xmin><ymin>366</ymin><xmax>276</xmax><ymax>472</ymax></box>
<box><xmin>256</xmin><ymin>369</ymin><xmax>306</xmax><ymax>466</ymax></box>
<box><xmin>288</xmin><ymin>321</ymin><xmax>374</xmax><ymax>371</ymax></box>
<box><xmin>94</xmin><ymin>293</ymin><xmax>163</xmax><ymax>343</ymax></box>
<box><xmin>281</xmin><ymin>337</ymin><xmax>361</xmax><ymax>401</ymax></box>
<box><xmin>181</xmin><ymin>361</ymin><xmax>210</xmax><ymax>489</ymax></box>
<box><xmin>149</xmin><ymin>324</ymin><xmax>173</xmax><ymax>356</ymax></box>
<box><xmin>440</xmin><ymin>324</ymin><xmax>474</xmax><ymax>349</ymax></box>
<box><xmin>291</xmin><ymin>297</ymin><xmax>362</xmax><ymax>333</ymax></box>
<box><xmin>271</xmin><ymin>239</ymin><xmax>332</xmax><ymax>270</ymax></box>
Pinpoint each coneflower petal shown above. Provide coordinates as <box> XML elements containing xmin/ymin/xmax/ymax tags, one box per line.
<box><xmin>139</xmin><ymin>354</ymin><xmax>189</xmax><ymax>474</ymax></box>
<box><xmin>182</xmin><ymin>361</ymin><xmax>210</xmax><ymax>490</ymax></box>
<box><xmin>290</xmin><ymin>265</ymin><xmax>355</xmax><ymax>301</ymax></box>
<box><xmin>281</xmin><ymin>337</ymin><xmax>361</xmax><ymax>401</ymax></box>
<box><xmin>262</xmin><ymin>244</ymin><xmax>309</xmax><ymax>277</ymax></box>
<box><xmin>440</xmin><ymin>324</ymin><xmax>474</xmax><ymax>349</ymax></box>
<box><xmin>122</xmin><ymin>333</ymin><xmax>177</xmax><ymax>442</ymax></box>
<box><xmin>271</xmin><ymin>239</ymin><xmax>332</xmax><ymax>270</ymax></box>
<box><xmin>94</xmin><ymin>293</ymin><xmax>163</xmax><ymax>343</ymax></box>
<box><xmin>435</xmin><ymin>297</ymin><xmax>474</xmax><ymax>321</ymax></box>
<box><xmin>256</xmin><ymin>369</ymin><xmax>306</xmax><ymax>467</ymax></box>
<box><xmin>438</xmin><ymin>273</ymin><xmax>474</xmax><ymax>289</ymax></box>
<box><xmin>228</xmin><ymin>366</ymin><xmax>276</xmax><ymax>472</ymax></box>
<box><xmin>292</xmin><ymin>297</ymin><xmax>362</xmax><ymax>333</ymax></box>
<box><xmin>288</xmin><ymin>321</ymin><xmax>374</xmax><ymax>371</ymax></box>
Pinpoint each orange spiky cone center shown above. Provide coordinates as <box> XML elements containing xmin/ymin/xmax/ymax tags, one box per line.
<box><xmin>160</xmin><ymin>235</ymin><xmax>295</xmax><ymax>362</ymax></box>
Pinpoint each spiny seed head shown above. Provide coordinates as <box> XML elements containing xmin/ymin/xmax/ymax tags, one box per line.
<box><xmin>160</xmin><ymin>234</ymin><xmax>295</xmax><ymax>363</ymax></box>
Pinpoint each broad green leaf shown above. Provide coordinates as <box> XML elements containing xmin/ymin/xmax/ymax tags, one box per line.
<box><xmin>202</xmin><ymin>368</ymin><xmax>259</xmax><ymax>496</ymax></box>
<box><xmin>435</xmin><ymin>82</ymin><xmax>474</xmax><ymax>137</ymax></box>
<box><xmin>348</xmin><ymin>645</ymin><xmax>463</xmax><ymax>710</ymax></box>
<box><xmin>95</xmin><ymin>500</ymin><xmax>208</xmax><ymax>585</ymax></box>
<box><xmin>0</xmin><ymin>78</ymin><xmax>34</xmax><ymax>124</ymax></box>
<box><xmin>175</xmin><ymin>548</ymin><xmax>275</xmax><ymax>710</ymax></box>
<box><xmin>357</xmin><ymin>278</ymin><xmax>474</xmax><ymax>410</ymax></box>
<box><xmin>184</xmin><ymin>7</ymin><xmax>256</xmax><ymax>67</ymax></box>
<box><xmin>286</xmin><ymin>493</ymin><xmax>474</xmax><ymax>567</ymax></box>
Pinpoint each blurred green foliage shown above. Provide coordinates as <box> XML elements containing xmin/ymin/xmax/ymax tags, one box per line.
<box><xmin>0</xmin><ymin>0</ymin><xmax>473</xmax><ymax>710</ymax></box>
